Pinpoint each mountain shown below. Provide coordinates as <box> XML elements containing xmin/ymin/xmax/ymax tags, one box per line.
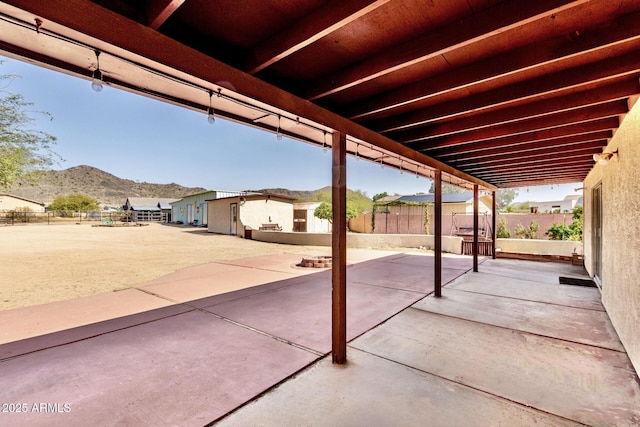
<box><xmin>249</xmin><ymin>186</ymin><xmax>333</xmax><ymax>201</ymax></box>
<box><xmin>10</xmin><ymin>165</ymin><xmax>207</xmax><ymax>207</ymax></box>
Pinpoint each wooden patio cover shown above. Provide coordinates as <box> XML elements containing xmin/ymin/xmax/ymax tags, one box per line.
<box><xmin>1</xmin><ymin>0</ymin><xmax>639</xmax><ymax>362</ymax></box>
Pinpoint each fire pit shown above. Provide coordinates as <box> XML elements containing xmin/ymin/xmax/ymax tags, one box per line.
<box><xmin>297</xmin><ymin>256</ymin><xmax>332</xmax><ymax>268</ymax></box>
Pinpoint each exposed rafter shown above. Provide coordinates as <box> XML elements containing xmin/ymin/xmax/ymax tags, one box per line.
<box><xmin>146</xmin><ymin>0</ymin><xmax>185</xmax><ymax>30</ymax></box>
<box><xmin>306</xmin><ymin>0</ymin><xmax>588</xmax><ymax>100</ymax></box>
<box><xmin>245</xmin><ymin>0</ymin><xmax>391</xmax><ymax>74</ymax></box>
<box><xmin>347</xmin><ymin>11</ymin><xmax>640</xmax><ymax>120</ymax></box>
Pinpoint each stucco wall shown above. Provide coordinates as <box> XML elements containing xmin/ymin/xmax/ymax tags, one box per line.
<box><xmin>251</xmin><ymin>231</ymin><xmax>464</xmax><ymax>254</ymax></box>
<box><xmin>240</xmin><ymin>199</ymin><xmax>294</xmax><ymax>232</ymax></box>
<box><xmin>0</xmin><ymin>195</ymin><xmax>45</xmax><ymax>212</ymax></box>
<box><xmin>583</xmin><ymin>99</ymin><xmax>640</xmax><ymax>373</ymax></box>
<box><xmin>496</xmin><ymin>239</ymin><xmax>581</xmax><ymax>257</ymax></box>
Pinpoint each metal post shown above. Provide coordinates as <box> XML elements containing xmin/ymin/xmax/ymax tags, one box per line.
<box><xmin>473</xmin><ymin>184</ymin><xmax>479</xmax><ymax>272</ymax></box>
<box><xmin>331</xmin><ymin>131</ymin><xmax>347</xmax><ymax>364</ymax></box>
<box><xmin>434</xmin><ymin>170</ymin><xmax>442</xmax><ymax>297</ymax></box>
<box><xmin>492</xmin><ymin>190</ymin><xmax>497</xmax><ymax>259</ymax></box>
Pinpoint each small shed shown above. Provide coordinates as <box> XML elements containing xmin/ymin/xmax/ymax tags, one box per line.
<box><xmin>293</xmin><ymin>202</ymin><xmax>331</xmax><ymax>233</ymax></box>
<box><xmin>170</xmin><ymin>190</ymin><xmax>246</xmax><ymax>226</ymax></box>
<box><xmin>207</xmin><ymin>194</ymin><xmax>295</xmax><ymax>236</ymax></box>
<box><xmin>123</xmin><ymin>197</ymin><xmax>179</xmax><ymax>222</ymax></box>
<box><xmin>0</xmin><ymin>194</ymin><xmax>46</xmax><ymax>212</ymax></box>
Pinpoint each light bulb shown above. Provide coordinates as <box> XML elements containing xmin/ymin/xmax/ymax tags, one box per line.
<box><xmin>91</xmin><ymin>69</ymin><xmax>103</xmax><ymax>92</ymax></box>
<box><xmin>276</xmin><ymin>115</ymin><xmax>283</xmax><ymax>140</ymax></box>
<box><xmin>207</xmin><ymin>107</ymin><xmax>215</xmax><ymax>124</ymax></box>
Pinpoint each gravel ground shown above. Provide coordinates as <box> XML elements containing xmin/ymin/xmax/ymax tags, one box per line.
<box><xmin>0</xmin><ymin>223</ymin><xmax>328</xmax><ymax>310</ymax></box>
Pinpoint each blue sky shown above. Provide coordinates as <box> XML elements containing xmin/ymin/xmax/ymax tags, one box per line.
<box><xmin>2</xmin><ymin>55</ymin><xmax>582</xmax><ymax>203</ymax></box>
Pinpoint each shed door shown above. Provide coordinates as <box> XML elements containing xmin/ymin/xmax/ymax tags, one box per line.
<box><xmin>187</xmin><ymin>204</ymin><xmax>194</xmax><ymax>224</ymax></box>
<box><xmin>293</xmin><ymin>209</ymin><xmax>307</xmax><ymax>232</ymax></box>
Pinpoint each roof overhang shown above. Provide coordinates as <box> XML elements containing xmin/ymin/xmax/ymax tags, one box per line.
<box><xmin>2</xmin><ymin>0</ymin><xmax>637</xmax><ymax>189</ymax></box>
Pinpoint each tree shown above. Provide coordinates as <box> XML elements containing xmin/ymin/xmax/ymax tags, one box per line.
<box><xmin>313</xmin><ymin>201</ymin><xmax>357</xmax><ymax>224</ymax></box>
<box><xmin>496</xmin><ymin>217</ymin><xmax>511</xmax><ymax>238</ymax></box>
<box><xmin>372</xmin><ymin>192</ymin><xmax>388</xmax><ymax>202</ymax></box>
<box><xmin>48</xmin><ymin>193</ymin><xmax>100</xmax><ymax>214</ymax></box>
<box><xmin>546</xmin><ymin>205</ymin><xmax>583</xmax><ymax>241</ymax></box>
<box><xmin>515</xmin><ymin>220</ymin><xmax>539</xmax><ymax>239</ymax></box>
<box><xmin>495</xmin><ymin>188</ymin><xmax>518</xmax><ymax>210</ymax></box>
<box><xmin>0</xmin><ymin>65</ymin><xmax>60</xmax><ymax>190</ymax></box>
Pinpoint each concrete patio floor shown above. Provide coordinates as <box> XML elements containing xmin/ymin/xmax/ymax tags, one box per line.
<box><xmin>1</xmin><ymin>250</ymin><xmax>639</xmax><ymax>426</ymax></box>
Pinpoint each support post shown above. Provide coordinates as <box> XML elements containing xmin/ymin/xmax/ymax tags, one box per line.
<box><xmin>331</xmin><ymin>131</ymin><xmax>347</xmax><ymax>364</ymax></box>
<box><xmin>473</xmin><ymin>184</ymin><xmax>479</xmax><ymax>272</ymax></box>
<box><xmin>434</xmin><ymin>170</ymin><xmax>442</xmax><ymax>297</ymax></box>
<box><xmin>492</xmin><ymin>190</ymin><xmax>497</xmax><ymax>259</ymax></box>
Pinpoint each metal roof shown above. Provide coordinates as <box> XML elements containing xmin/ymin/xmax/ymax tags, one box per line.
<box><xmin>1</xmin><ymin>0</ymin><xmax>637</xmax><ymax>188</ymax></box>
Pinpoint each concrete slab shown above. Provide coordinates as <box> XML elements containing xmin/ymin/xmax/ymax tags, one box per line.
<box><xmin>0</xmin><ymin>304</ymin><xmax>192</xmax><ymax>360</ymax></box>
<box><xmin>204</xmin><ymin>278</ymin><xmax>425</xmax><ymax>354</ymax></box>
<box><xmin>219</xmin><ymin>253</ymin><xmax>332</xmax><ymax>275</ymax></box>
<box><xmin>480</xmin><ymin>258</ymin><xmax>590</xmax><ymax>285</ymax></box>
<box><xmin>217</xmin><ymin>348</ymin><xmax>582</xmax><ymax>427</ymax></box>
<box><xmin>382</xmin><ymin>252</ymin><xmax>478</xmax><ymax>271</ymax></box>
<box><xmin>352</xmin><ymin>309</ymin><xmax>640</xmax><ymax>426</ymax></box>
<box><xmin>0</xmin><ymin>310</ymin><xmax>318</xmax><ymax>426</ymax></box>
<box><xmin>347</xmin><ymin>259</ymin><xmax>461</xmax><ymax>293</ymax></box>
<box><xmin>137</xmin><ymin>262</ymin><xmax>298</xmax><ymax>303</ymax></box>
<box><xmin>183</xmin><ymin>274</ymin><xmax>322</xmax><ymax>309</ymax></box>
<box><xmin>413</xmin><ymin>288</ymin><xmax>623</xmax><ymax>351</ymax></box>
<box><xmin>447</xmin><ymin>271</ymin><xmax>604</xmax><ymax>311</ymax></box>
<box><xmin>0</xmin><ymin>289</ymin><xmax>174</xmax><ymax>345</ymax></box>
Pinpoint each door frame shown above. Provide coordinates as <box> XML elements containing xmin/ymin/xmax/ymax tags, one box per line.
<box><xmin>230</xmin><ymin>203</ymin><xmax>238</xmax><ymax>235</ymax></box>
<box><xmin>592</xmin><ymin>183</ymin><xmax>603</xmax><ymax>288</ymax></box>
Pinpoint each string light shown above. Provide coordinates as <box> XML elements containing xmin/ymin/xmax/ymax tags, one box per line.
<box><xmin>276</xmin><ymin>115</ymin><xmax>283</xmax><ymax>140</ymax></box>
<box><xmin>207</xmin><ymin>90</ymin><xmax>215</xmax><ymax>124</ymax></box>
<box><xmin>415</xmin><ymin>166</ymin><xmax>420</xmax><ymax>179</ymax></box>
<box><xmin>91</xmin><ymin>50</ymin><xmax>103</xmax><ymax>92</ymax></box>
<box><xmin>355</xmin><ymin>143</ymin><xmax>360</xmax><ymax>161</ymax></box>
<box><xmin>399</xmin><ymin>159</ymin><xmax>404</xmax><ymax>174</ymax></box>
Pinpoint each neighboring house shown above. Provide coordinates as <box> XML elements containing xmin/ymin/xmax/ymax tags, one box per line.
<box><xmin>123</xmin><ymin>197</ymin><xmax>179</xmax><ymax>222</ymax></box>
<box><xmin>529</xmin><ymin>195</ymin><xmax>582</xmax><ymax>213</ymax></box>
<box><xmin>207</xmin><ymin>194</ymin><xmax>295</xmax><ymax>235</ymax></box>
<box><xmin>293</xmin><ymin>202</ymin><xmax>331</xmax><ymax>233</ymax></box>
<box><xmin>352</xmin><ymin>192</ymin><xmax>493</xmax><ymax>235</ymax></box>
<box><xmin>170</xmin><ymin>190</ymin><xmax>246</xmax><ymax>226</ymax></box>
<box><xmin>0</xmin><ymin>194</ymin><xmax>45</xmax><ymax>212</ymax></box>
<box><xmin>382</xmin><ymin>193</ymin><xmax>493</xmax><ymax>215</ymax></box>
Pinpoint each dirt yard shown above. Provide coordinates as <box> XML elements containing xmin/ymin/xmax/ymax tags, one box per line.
<box><xmin>0</xmin><ymin>223</ymin><xmax>329</xmax><ymax>311</ymax></box>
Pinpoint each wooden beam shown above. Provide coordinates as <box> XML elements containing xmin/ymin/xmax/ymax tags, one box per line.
<box><xmin>467</xmin><ymin>157</ymin><xmax>596</xmax><ymax>176</ymax></box>
<box><xmin>404</xmin><ymin>101</ymin><xmax>628</xmax><ymax>148</ymax></box>
<box><xmin>146</xmin><ymin>0</ymin><xmax>185</xmax><ymax>30</ymax></box>
<box><xmin>246</xmin><ymin>0</ymin><xmax>391</xmax><ymax>74</ymax></box>
<box><xmin>332</xmin><ymin>131</ymin><xmax>347</xmax><ymax>364</ymax></box>
<box><xmin>477</xmin><ymin>165</ymin><xmax>593</xmax><ymax>180</ymax></box>
<box><xmin>5</xmin><ymin>0</ymin><xmax>495</xmax><ymax>190</ymax></box>
<box><xmin>374</xmin><ymin>50</ymin><xmax>640</xmax><ymax>133</ymax></box>
<box><xmin>390</xmin><ymin>78</ymin><xmax>639</xmax><ymax>142</ymax></box>
<box><xmin>420</xmin><ymin>118</ymin><xmax>618</xmax><ymax>156</ymax></box>
<box><xmin>473</xmin><ymin>184</ymin><xmax>479</xmax><ymax>272</ymax></box>
<box><xmin>491</xmin><ymin>191</ymin><xmax>496</xmax><ymax>260</ymax></box>
<box><xmin>306</xmin><ymin>0</ymin><xmax>587</xmax><ymax>100</ymax></box>
<box><xmin>434</xmin><ymin>170</ymin><xmax>442</xmax><ymax>298</ymax></box>
<box><xmin>456</xmin><ymin>145</ymin><xmax>606</xmax><ymax>170</ymax></box>
<box><xmin>436</xmin><ymin>132</ymin><xmax>610</xmax><ymax>161</ymax></box>
<box><xmin>348</xmin><ymin>11</ymin><xmax>640</xmax><ymax>120</ymax></box>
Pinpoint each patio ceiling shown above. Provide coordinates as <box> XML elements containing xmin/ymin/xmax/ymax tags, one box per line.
<box><xmin>1</xmin><ymin>0</ymin><xmax>639</xmax><ymax>189</ymax></box>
